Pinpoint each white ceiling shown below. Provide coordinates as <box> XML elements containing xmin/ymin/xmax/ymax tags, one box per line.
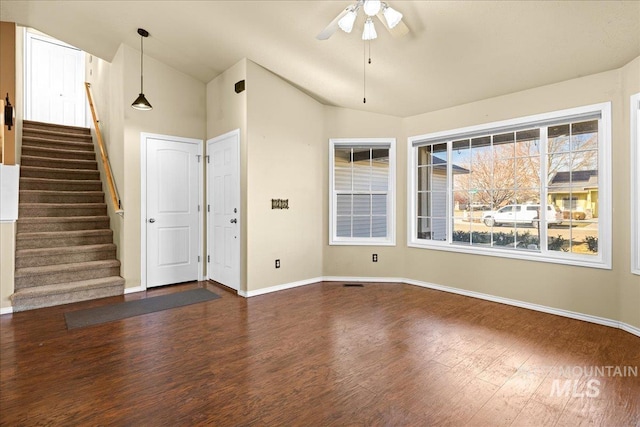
<box><xmin>2</xmin><ymin>1</ymin><xmax>639</xmax><ymax>117</ymax></box>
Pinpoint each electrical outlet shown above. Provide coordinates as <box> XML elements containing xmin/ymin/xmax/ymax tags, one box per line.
<box><xmin>275</xmin><ymin>259</ymin><xmax>280</xmax><ymax>268</ymax></box>
<box><xmin>372</xmin><ymin>254</ymin><xmax>378</xmax><ymax>262</ymax></box>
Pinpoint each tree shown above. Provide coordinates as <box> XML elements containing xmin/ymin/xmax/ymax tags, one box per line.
<box><xmin>453</xmin><ymin>138</ymin><xmax>540</xmax><ymax>208</ymax></box>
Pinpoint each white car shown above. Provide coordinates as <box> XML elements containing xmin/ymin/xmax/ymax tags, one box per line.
<box><xmin>482</xmin><ymin>204</ymin><xmax>563</xmax><ymax>228</ymax></box>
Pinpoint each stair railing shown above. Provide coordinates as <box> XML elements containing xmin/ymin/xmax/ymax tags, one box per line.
<box><xmin>84</xmin><ymin>82</ymin><xmax>123</xmax><ymax>215</ymax></box>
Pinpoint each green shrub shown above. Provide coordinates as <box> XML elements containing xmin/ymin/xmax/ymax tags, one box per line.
<box><xmin>452</xmin><ymin>230</ymin><xmax>539</xmax><ymax>248</ymax></box>
<box><xmin>584</xmin><ymin>236</ymin><xmax>598</xmax><ymax>253</ymax></box>
<box><xmin>548</xmin><ymin>235</ymin><xmax>568</xmax><ymax>252</ymax></box>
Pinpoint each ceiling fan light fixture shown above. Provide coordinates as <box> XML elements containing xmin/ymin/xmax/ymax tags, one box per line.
<box><xmin>362</xmin><ymin>17</ymin><xmax>377</xmax><ymax>40</ymax></box>
<box><xmin>363</xmin><ymin>0</ymin><xmax>381</xmax><ymax>17</ymax></box>
<box><xmin>382</xmin><ymin>4</ymin><xmax>403</xmax><ymax>29</ymax></box>
<box><xmin>338</xmin><ymin>8</ymin><xmax>357</xmax><ymax>33</ymax></box>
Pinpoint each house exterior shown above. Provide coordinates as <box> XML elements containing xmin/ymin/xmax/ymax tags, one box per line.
<box><xmin>548</xmin><ymin>170</ymin><xmax>599</xmax><ymax>218</ymax></box>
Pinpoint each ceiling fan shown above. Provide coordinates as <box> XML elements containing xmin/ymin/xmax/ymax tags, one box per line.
<box><xmin>316</xmin><ymin>0</ymin><xmax>409</xmax><ymax>41</ymax></box>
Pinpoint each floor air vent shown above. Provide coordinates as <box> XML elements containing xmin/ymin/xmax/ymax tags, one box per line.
<box><xmin>343</xmin><ymin>283</ymin><xmax>364</xmax><ymax>287</ymax></box>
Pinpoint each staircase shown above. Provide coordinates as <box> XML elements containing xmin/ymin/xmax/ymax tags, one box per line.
<box><xmin>10</xmin><ymin>120</ymin><xmax>124</xmax><ymax>312</ymax></box>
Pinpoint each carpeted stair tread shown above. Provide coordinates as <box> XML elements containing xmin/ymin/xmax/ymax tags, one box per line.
<box><xmin>12</xmin><ymin>277</ymin><xmax>125</xmax><ymax>297</ymax></box>
<box><xmin>15</xmin><ymin>260</ymin><xmax>121</xmax><ymax>289</ymax></box>
<box><xmin>17</xmin><ymin>243</ymin><xmax>115</xmax><ymax>255</ymax></box>
<box><xmin>20</xmin><ymin>145</ymin><xmax>96</xmax><ymax>160</ymax></box>
<box><xmin>19</xmin><ymin>202</ymin><xmax>107</xmax><ymax>213</ymax></box>
<box><xmin>20</xmin><ymin>165</ymin><xmax>100</xmax><ymax>180</ymax></box>
<box><xmin>16</xmin><ymin>244</ymin><xmax>117</xmax><ymax>268</ymax></box>
<box><xmin>16</xmin><ymin>259</ymin><xmax>121</xmax><ymax>278</ymax></box>
<box><xmin>10</xmin><ymin>277</ymin><xmax>125</xmax><ymax>312</ymax></box>
<box><xmin>19</xmin><ymin>202</ymin><xmax>106</xmax><ymax>208</ymax></box>
<box><xmin>22</xmin><ymin>136</ymin><xmax>94</xmax><ymax>152</ymax></box>
<box><xmin>21</xmin><ymin>155</ymin><xmax>98</xmax><ymax>170</ymax></box>
<box><xmin>16</xmin><ymin>228</ymin><xmax>113</xmax><ymax>250</ymax></box>
<box><xmin>19</xmin><ymin>203</ymin><xmax>107</xmax><ymax>218</ymax></box>
<box><xmin>19</xmin><ymin>190</ymin><xmax>105</xmax><ymax>204</ymax></box>
<box><xmin>23</xmin><ymin>120</ymin><xmax>91</xmax><ymax>135</ymax></box>
<box><xmin>19</xmin><ymin>177</ymin><xmax>103</xmax><ymax>191</ymax></box>
<box><xmin>17</xmin><ymin>216</ymin><xmax>110</xmax><ymax>232</ymax></box>
<box><xmin>17</xmin><ymin>228</ymin><xmax>113</xmax><ymax>240</ymax></box>
<box><xmin>23</xmin><ymin>127</ymin><xmax>92</xmax><ymax>141</ymax></box>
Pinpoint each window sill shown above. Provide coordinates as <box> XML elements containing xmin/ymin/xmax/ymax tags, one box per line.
<box><xmin>330</xmin><ymin>239</ymin><xmax>396</xmax><ymax>247</ymax></box>
<box><xmin>407</xmin><ymin>240</ymin><xmax>611</xmax><ymax>270</ymax></box>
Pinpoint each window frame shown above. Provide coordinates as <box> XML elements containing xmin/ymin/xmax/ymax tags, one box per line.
<box><xmin>329</xmin><ymin>138</ymin><xmax>396</xmax><ymax>246</ymax></box>
<box><xmin>631</xmin><ymin>93</ymin><xmax>640</xmax><ymax>275</ymax></box>
<box><xmin>408</xmin><ymin>102</ymin><xmax>612</xmax><ymax>269</ymax></box>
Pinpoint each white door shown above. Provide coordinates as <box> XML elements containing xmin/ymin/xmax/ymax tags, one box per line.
<box><xmin>26</xmin><ymin>32</ymin><xmax>85</xmax><ymax>127</ymax></box>
<box><xmin>207</xmin><ymin>130</ymin><xmax>240</xmax><ymax>290</ymax></box>
<box><xmin>146</xmin><ymin>136</ymin><xmax>201</xmax><ymax>288</ymax></box>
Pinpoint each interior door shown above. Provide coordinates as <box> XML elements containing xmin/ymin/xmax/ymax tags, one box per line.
<box><xmin>146</xmin><ymin>137</ymin><xmax>200</xmax><ymax>287</ymax></box>
<box><xmin>207</xmin><ymin>130</ymin><xmax>240</xmax><ymax>290</ymax></box>
<box><xmin>26</xmin><ymin>32</ymin><xmax>85</xmax><ymax>127</ymax></box>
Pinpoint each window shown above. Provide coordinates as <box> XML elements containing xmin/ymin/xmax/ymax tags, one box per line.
<box><xmin>632</xmin><ymin>93</ymin><xmax>640</xmax><ymax>275</ymax></box>
<box><xmin>409</xmin><ymin>103</ymin><xmax>611</xmax><ymax>269</ymax></box>
<box><xmin>330</xmin><ymin>138</ymin><xmax>395</xmax><ymax>245</ymax></box>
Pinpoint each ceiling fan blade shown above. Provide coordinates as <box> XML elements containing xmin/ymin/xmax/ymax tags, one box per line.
<box><xmin>316</xmin><ymin>7</ymin><xmax>350</xmax><ymax>40</ymax></box>
<box><xmin>390</xmin><ymin>20</ymin><xmax>410</xmax><ymax>38</ymax></box>
<box><xmin>375</xmin><ymin>12</ymin><xmax>410</xmax><ymax>38</ymax></box>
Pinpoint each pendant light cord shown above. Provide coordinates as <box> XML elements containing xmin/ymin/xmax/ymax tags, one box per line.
<box><xmin>363</xmin><ymin>40</ymin><xmax>366</xmax><ymax>104</ymax></box>
<box><xmin>140</xmin><ymin>34</ymin><xmax>144</xmax><ymax>93</ymax></box>
<box><xmin>363</xmin><ymin>40</ymin><xmax>372</xmax><ymax>104</ymax></box>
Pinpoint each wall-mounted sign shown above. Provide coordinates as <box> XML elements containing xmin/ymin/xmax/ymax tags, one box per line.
<box><xmin>271</xmin><ymin>199</ymin><xmax>289</xmax><ymax>210</ymax></box>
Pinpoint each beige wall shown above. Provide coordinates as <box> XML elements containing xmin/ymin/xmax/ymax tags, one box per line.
<box><xmin>0</xmin><ymin>22</ymin><xmax>18</xmax><ymax>311</ymax></box>
<box><xmin>120</xmin><ymin>44</ymin><xmax>206</xmax><ymax>289</ymax></box>
<box><xmin>207</xmin><ymin>57</ymin><xmax>638</xmax><ymax>329</ymax></box>
<box><xmin>321</xmin><ymin>59</ymin><xmax>640</xmax><ymax>329</ymax></box>
<box><xmin>322</xmin><ymin>106</ymin><xmax>405</xmax><ymax>278</ymax></box>
<box><xmin>245</xmin><ymin>61</ymin><xmax>324</xmax><ymax>291</ymax></box>
<box><xmin>0</xmin><ymin>222</ymin><xmax>15</xmax><ymax>310</ymax></box>
<box><xmin>400</xmin><ymin>69</ymin><xmax>621</xmax><ymax>320</ymax></box>
<box><xmin>88</xmin><ymin>43</ymin><xmax>206</xmax><ymax>289</ymax></box>
<box><xmin>0</xmin><ymin>21</ymin><xmax>16</xmax><ymax>165</ymax></box>
<box><xmin>619</xmin><ymin>56</ymin><xmax>640</xmax><ymax>329</ymax></box>
<box><xmin>85</xmin><ymin>51</ymin><xmax>125</xmax><ymax>263</ymax></box>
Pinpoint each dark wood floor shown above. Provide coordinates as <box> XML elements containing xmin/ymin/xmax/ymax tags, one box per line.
<box><xmin>1</xmin><ymin>281</ymin><xmax>639</xmax><ymax>426</ymax></box>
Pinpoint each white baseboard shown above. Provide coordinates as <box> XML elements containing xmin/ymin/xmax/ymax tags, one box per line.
<box><xmin>240</xmin><ymin>277</ymin><xmax>323</xmax><ymax>298</ymax></box>
<box><xmin>124</xmin><ymin>286</ymin><xmax>146</xmax><ymax>294</ymax></box>
<box><xmin>0</xmin><ymin>306</ymin><xmax>13</xmax><ymax>315</ymax></box>
<box><xmin>254</xmin><ymin>275</ymin><xmax>639</xmax><ymax>339</ymax></box>
<box><xmin>403</xmin><ymin>278</ymin><xmax>623</xmax><ymax>329</ymax></box>
<box><xmin>113</xmin><ymin>274</ymin><xmax>640</xmax><ymax>338</ymax></box>
<box><xmin>322</xmin><ymin>276</ymin><xmax>406</xmax><ymax>284</ymax></box>
<box><xmin>620</xmin><ymin>322</ymin><xmax>640</xmax><ymax>338</ymax></box>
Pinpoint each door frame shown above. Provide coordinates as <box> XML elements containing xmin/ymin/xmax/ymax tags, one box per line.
<box><xmin>140</xmin><ymin>132</ymin><xmax>204</xmax><ymax>290</ymax></box>
<box><xmin>206</xmin><ymin>129</ymin><xmax>241</xmax><ymax>290</ymax></box>
<box><xmin>24</xmin><ymin>29</ymin><xmax>86</xmax><ymax>126</ymax></box>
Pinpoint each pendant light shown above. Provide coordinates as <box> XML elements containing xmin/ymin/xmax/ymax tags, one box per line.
<box><xmin>131</xmin><ymin>28</ymin><xmax>152</xmax><ymax>111</ymax></box>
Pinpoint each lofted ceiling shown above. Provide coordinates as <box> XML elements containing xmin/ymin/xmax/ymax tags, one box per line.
<box><xmin>1</xmin><ymin>1</ymin><xmax>639</xmax><ymax>118</ymax></box>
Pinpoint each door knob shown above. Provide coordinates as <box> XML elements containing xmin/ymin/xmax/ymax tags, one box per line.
<box><xmin>230</xmin><ymin>218</ymin><xmax>237</xmax><ymax>224</ymax></box>
<box><xmin>148</xmin><ymin>218</ymin><xmax>156</xmax><ymax>223</ymax></box>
